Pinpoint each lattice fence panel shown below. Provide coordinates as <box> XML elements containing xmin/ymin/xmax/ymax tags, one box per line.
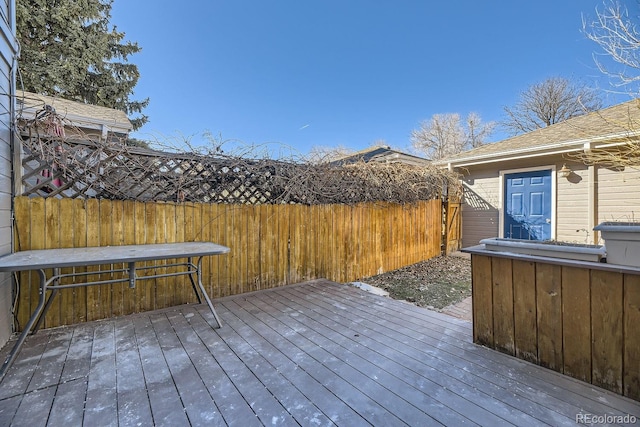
<box><xmin>20</xmin><ymin>136</ymin><xmax>288</xmax><ymax>203</ymax></box>
<box><xmin>19</xmin><ymin>134</ymin><xmax>460</xmax><ymax>205</ymax></box>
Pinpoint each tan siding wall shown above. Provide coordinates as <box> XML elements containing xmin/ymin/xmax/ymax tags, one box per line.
<box><xmin>556</xmin><ymin>162</ymin><xmax>591</xmax><ymax>243</ymax></box>
<box><xmin>597</xmin><ymin>167</ymin><xmax>640</xmax><ymax>227</ymax></box>
<box><xmin>460</xmin><ymin>155</ymin><xmax>597</xmax><ymax>246</ymax></box>
<box><xmin>0</xmin><ymin>1</ymin><xmax>15</xmax><ymax>345</ymax></box>
<box><xmin>461</xmin><ymin>168</ymin><xmax>500</xmax><ymax>248</ymax></box>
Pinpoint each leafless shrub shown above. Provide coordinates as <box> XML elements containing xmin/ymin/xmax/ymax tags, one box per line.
<box><xmin>18</xmin><ymin>109</ymin><xmax>460</xmax><ymax>205</ymax></box>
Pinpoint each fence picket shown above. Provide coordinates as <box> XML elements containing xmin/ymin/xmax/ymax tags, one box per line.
<box><xmin>58</xmin><ymin>198</ymin><xmax>74</xmax><ymax>326</ymax></box>
<box><xmin>133</xmin><ymin>200</ymin><xmax>148</xmax><ymax>313</ymax></box>
<box><xmin>85</xmin><ymin>199</ymin><xmax>100</xmax><ymax>321</ymax></box>
<box><xmin>44</xmin><ymin>198</ymin><xmax>60</xmax><ymax>328</ymax></box>
<box><xmin>14</xmin><ymin>197</ymin><xmax>31</xmax><ymax>330</ymax></box>
<box><xmin>71</xmin><ymin>199</ymin><xmax>87</xmax><ymax>324</ymax></box>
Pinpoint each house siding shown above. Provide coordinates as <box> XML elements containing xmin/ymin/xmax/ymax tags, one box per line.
<box><xmin>460</xmin><ymin>153</ymin><xmax>640</xmax><ymax>248</ymax></box>
<box><xmin>460</xmin><ymin>155</ymin><xmax>596</xmax><ymax>247</ymax></box>
<box><xmin>597</xmin><ymin>167</ymin><xmax>640</xmax><ymax>225</ymax></box>
<box><xmin>556</xmin><ymin>162</ymin><xmax>591</xmax><ymax>243</ymax></box>
<box><xmin>449</xmin><ymin>99</ymin><xmax>640</xmax><ymax>249</ymax></box>
<box><xmin>461</xmin><ymin>167</ymin><xmax>500</xmax><ymax>248</ymax></box>
<box><xmin>0</xmin><ymin>0</ymin><xmax>15</xmax><ymax>345</ymax></box>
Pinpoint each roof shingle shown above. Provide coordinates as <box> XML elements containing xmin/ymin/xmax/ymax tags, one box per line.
<box><xmin>17</xmin><ymin>91</ymin><xmax>132</xmax><ymax>134</ymax></box>
<box><xmin>440</xmin><ymin>99</ymin><xmax>640</xmax><ymax>165</ymax></box>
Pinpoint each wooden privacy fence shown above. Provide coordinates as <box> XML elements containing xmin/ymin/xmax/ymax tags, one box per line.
<box><xmin>13</xmin><ymin>196</ymin><xmax>442</xmax><ymax>329</ymax></box>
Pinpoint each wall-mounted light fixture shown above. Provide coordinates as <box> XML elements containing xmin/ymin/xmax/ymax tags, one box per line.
<box><xmin>559</xmin><ymin>163</ymin><xmax>572</xmax><ymax>178</ymax></box>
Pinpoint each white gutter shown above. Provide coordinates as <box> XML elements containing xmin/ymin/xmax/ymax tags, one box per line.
<box><xmin>439</xmin><ymin>130</ymin><xmax>640</xmax><ymax>168</ymax></box>
<box><xmin>443</xmin><ymin>145</ymin><xmax>585</xmax><ymax>168</ymax></box>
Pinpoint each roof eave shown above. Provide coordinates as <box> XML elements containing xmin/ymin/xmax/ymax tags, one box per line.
<box><xmin>18</xmin><ymin>109</ymin><xmax>132</xmax><ymax>134</ymax></box>
<box><xmin>438</xmin><ymin>130</ymin><xmax>640</xmax><ymax>168</ymax></box>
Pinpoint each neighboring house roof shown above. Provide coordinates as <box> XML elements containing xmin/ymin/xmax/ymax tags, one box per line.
<box><xmin>16</xmin><ymin>90</ymin><xmax>133</xmax><ymax>136</ymax></box>
<box><xmin>330</xmin><ymin>145</ymin><xmax>430</xmax><ymax>167</ymax></box>
<box><xmin>438</xmin><ymin>99</ymin><xmax>640</xmax><ymax>167</ymax></box>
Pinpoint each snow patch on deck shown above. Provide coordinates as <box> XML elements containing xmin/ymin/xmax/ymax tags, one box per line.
<box><xmin>349</xmin><ymin>282</ymin><xmax>389</xmax><ymax>297</ymax></box>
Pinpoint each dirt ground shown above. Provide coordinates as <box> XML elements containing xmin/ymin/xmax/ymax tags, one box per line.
<box><xmin>360</xmin><ymin>255</ymin><xmax>472</xmax><ymax>310</ymax></box>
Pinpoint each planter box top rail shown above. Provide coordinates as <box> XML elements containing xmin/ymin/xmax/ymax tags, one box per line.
<box><xmin>479</xmin><ymin>238</ymin><xmax>605</xmax><ymax>262</ymax></box>
<box><xmin>593</xmin><ymin>221</ymin><xmax>640</xmax><ymax>267</ymax></box>
<box><xmin>594</xmin><ymin>222</ymin><xmax>640</xmax><ymax>232</ymax></box>
<box><xmin>464</xmin><ymin>244</ymin><xmax>640</xmax><ymax>275</ymax></box>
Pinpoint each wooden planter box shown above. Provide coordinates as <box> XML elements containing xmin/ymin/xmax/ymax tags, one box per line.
<box><xmin>465</xmin><ymin>246</ymin><xmax>640</xmax><ymax>402</ymax></box>
<box><xmin>480</xmin><ymin>238</ymin><xmax>605</xmax><ymax>262</ymax></box>
<box><xmin>594</xmin><ymin>222</ymin><xmax>640</xmax><ymax>267</ymax></box>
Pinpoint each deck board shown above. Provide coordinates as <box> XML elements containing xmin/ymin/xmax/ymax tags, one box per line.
<box><xmin>133</xmin><ymin>314</ymin><xmax>190</xmax><ymax>427</ymax></box>
<box><xmin>114</xmin><ymin>318</ymin><xmax>153</xmax><ymax>427</ymax></box>
<box><xmin>11</xmin><ymin>386</ymin><xmax>56</xmax><ymax>427</ymax></box>
<box><xmin>186</xmin><ymin>305</ymin><xmax>299</xmax><ymax>426</ymax></box>
<box><xmin>0</xmin><ymin>328</ymin><xmax>51</xmax><ymax>400</ymax></box>
<box><xmin>210</xmin><ymin>306</ymin><xmax>329</xmax><ymax>426</ymax></box>
<box><xmin>26</xmin><ymin>328</ymin><xmax>72</xmax><ymax>393</ymax></box>
<box><xmin>223</xmin><ymin>298</ymin><xmax>411</xmax><ymax>426</ymax></box>
<box><xmin>308</xmin><ymin>282</ymin><xmax>639</xmax><ymax>416</ymax></box>
<box><xmin>59</xmin><ymin>323</ymin><xmax>95</xmax><ymax>383</ymax></box>
<box><xmin>271</xmin><ymin>286</ymin><xmax>544</xmax><ymax>425</ymax></box>
<box><xmin>151</xmin><ymin>313</ymin><xmax>224</xmax><ymax>426</ymax></box>
<box><xmin>0</xmin><ymin>395</ymin><xmax>20</xmax><ymax>427</ymax></box>
<box><xmin>47</xmin><ymin>378</ymin><xmax>88</xmax><ymax>426</ymax></box>
<box><xmin>240</xmin><ymin>290</ymin><xmax>480</xmax><ymax>425</ymax></box>
<box><xmin>220</xmin><ymin>300</ymin><xmax>369</xmax><ymax>426</ymax></box>
<box><xmin>0</xmin><ymin>279</ymin><xmax>638</xmax><ymax>426</ymax></box>
<box><xmin>84</xmin><ymin>321</ymin><xmax>118</xmax><ymax>427</ymax></box>
<box><xmin>305</xmin><ymin>283</ymin><xmax>633</xmax><ymax>421</ymax></box>
<box><xmin>169</xmin><ymin>310</ymin><xmax>261</xmax><ymax>427</ymax></box>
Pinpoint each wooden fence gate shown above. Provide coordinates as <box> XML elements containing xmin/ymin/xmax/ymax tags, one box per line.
<box><xmin>443</xmin><ymin>199</ymin><xmax>462</xmax><ymax>254</ymax></box>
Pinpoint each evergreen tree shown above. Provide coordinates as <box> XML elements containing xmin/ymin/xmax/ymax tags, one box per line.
<box><xmin>16</xmin><ymin>0</ymin><xmax>148</xmax><ymax>129</ymax></box>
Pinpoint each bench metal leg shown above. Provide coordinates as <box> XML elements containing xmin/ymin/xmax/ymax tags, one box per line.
<box><xmin>32</xmin><ymin>268</ymin><xmax>60</xmax><ymax>334</ymax></box>
<box><xmin>187</xmin><ymin>257</ymin><xmax>202</xmax><ymax>304</ymax></box>
<box><xmin>0</xmin><ymin>269</ymin><xmax>48</xmax><ymax>381</ymax></box>
<box><xmin>196</xmin><ymin>257</ymin><xmax>222</xmax><ymax>328</ymax></box>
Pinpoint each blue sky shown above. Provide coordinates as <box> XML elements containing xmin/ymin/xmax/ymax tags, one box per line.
<box><xmin>111</xmin><ymin>1</ymin><xmax>628</xmax><ymax>157</ymax></box>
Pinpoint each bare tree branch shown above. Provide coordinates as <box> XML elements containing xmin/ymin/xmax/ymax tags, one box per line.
<box><xmin>306</xmin><ymin>144</ymin><xmax>355</xmax><ymax>164</ymax></box>
<box><xmin>568</xmin><ymin>99</ymin><xmax>640</xmax><ymax>168</ymax></box>
<box><xmin>502</xmin><ymin>77</ymin><xmax>603</xmax><ymax>136</ymax></box>
<box><xmin>576</xmin><ymin>2</ymin><xmax>640</xmax><ymax>168</ymax></box>
<box><xmin>411</xmin><ymin>113</ymin><xmax>494</xmax><ymax>160</ymax></box>
<box><xmin>466</xmin><ymin>112</ymin><xmax>496</xmax><ymax>148</ymax></box>
<box><xmin>584</xmin><ymin>0</ymin><xmax>640</xmax><ymax>90</ymax></box>
<box><xmin>17</xmin><ymin>105</ymin><xmax>462</xmax><ymax>204</ymax></box>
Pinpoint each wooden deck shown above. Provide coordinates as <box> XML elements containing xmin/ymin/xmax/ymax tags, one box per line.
<box><xmin>0</xmin><ymin>280</ymin><xmax>638</xmax><ymax>426</ymax></box>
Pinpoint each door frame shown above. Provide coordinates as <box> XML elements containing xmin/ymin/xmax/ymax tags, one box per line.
<box><xmin>498</xmin><ymin>165</ymin><xmax>557</xmax><ymax>240</ymax></box>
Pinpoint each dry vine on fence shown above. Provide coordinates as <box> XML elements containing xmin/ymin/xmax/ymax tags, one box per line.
<box><xmin>18</xmin><ymin>107</ymin><xmax>460</xmax><ymax>205</ymax></box>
